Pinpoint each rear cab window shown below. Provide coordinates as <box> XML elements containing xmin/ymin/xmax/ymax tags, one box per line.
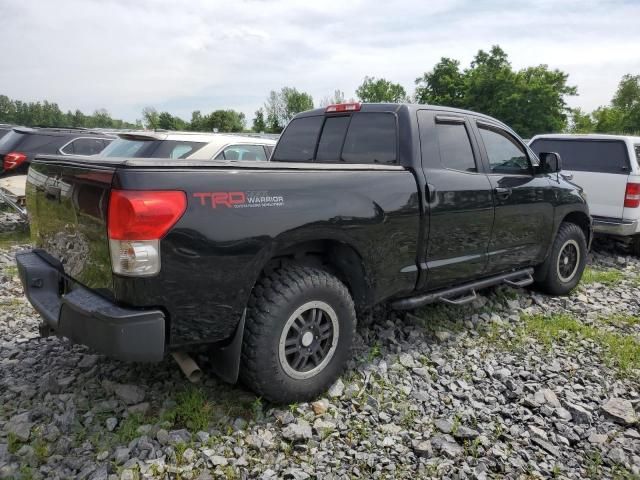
<box><xmin>272</xmin><ymin>112</ymin><xmax>397</xmax><ymax>164</ymax></box>
<box><xmin>530</xmin><ymin>138</ymin><xmax>631</xmax><ymax>174</ymax></box>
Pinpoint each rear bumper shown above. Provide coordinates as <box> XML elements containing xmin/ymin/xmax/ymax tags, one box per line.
<box><xmin>592</xmin><ymin>216</ymin><xmax>638</xmax><ymax>236</ymax></box>
<box><xmin>16</xmin><ymin>250</ymin><xmax>165</xmax><ymax>362</ymax></box>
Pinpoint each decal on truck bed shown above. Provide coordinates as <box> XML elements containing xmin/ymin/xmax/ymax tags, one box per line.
<box><xmin>193</xmin><ymin>191</ymin><xmax>284</xmax><ymax>208</ymax></box>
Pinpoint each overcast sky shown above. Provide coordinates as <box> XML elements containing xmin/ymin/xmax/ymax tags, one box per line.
<box><xmin>2</xmin><ymin>0</ymin><xmax>639</xmax><ymax>124</ymax></box>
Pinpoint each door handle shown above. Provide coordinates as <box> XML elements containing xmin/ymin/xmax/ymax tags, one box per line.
<box><xmin>493</xmin><ymin>187</ymin><xmax>512</xmax><ymax>199</ymax></box>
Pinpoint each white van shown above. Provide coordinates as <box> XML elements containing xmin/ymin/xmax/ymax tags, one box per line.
<box><xmin>529</xmin><ymin>134</ymin><xmax>640</xmax><ymax>250</ymax></box>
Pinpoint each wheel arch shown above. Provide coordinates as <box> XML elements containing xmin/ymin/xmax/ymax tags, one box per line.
<box><xmin>561</xmin><ymin>210</ymin><xmax>592</xmax><ymax>246</ymax></box>
<box><xmin>256</xmin><ymin>238</ymin><xmax>371</xmax><ymax>309</ymax></box>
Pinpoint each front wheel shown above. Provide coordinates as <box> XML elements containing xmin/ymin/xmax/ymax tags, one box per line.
<box><xmin>534</xmin><ymin>222</ymin><xmax>588</xmax><ymax>295</ymax></box>
<box><xmin>240</xmin><ymin>265</ymin><xmax>356</xmax><ymax>403</ymax></box>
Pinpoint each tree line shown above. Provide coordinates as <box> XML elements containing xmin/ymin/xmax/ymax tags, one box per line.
<box><xmin>0</xmin><ymin>95</ymin><xmax>139</xmax><ymax>129</ymax></box>
<box><xmin>1</xmin><ymin>45</ymin><xmax>639</xmax><ymax>138</ymax></box>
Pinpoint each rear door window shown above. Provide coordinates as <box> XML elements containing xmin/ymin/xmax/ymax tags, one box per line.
<box><xmin>530</xmin><ymin>139</ymin><xmax>630</xmax><ymax>174</ymax></box>
<box><xmin>435</xmin><ymin>122</ymin><xmax>477</xmax><ymax>172</ymax></box>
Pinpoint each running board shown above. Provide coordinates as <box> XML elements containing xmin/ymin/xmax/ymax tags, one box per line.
<box><xmin>390</xmin><ymin>268</ymin><xmax>534</xmax><ymax>310</ymax></box>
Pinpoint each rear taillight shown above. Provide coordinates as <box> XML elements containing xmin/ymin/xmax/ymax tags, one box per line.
<box><xmin>107</xmin><ymin>190</ymin><xmax>187</xmax><ymax>276</ymax></box>
<box><xmin>3</xmin><ymin>152</ymin><xmax>27</xmax><ymax>170</ymax></box>
<box><xmin>625</xmin><ymin>183</ymin><xmax>640</xmax><ymax>208</ymax></box>
<box><xmin>326</xmin><ymin>102</ymin><xmax>361</xmax><ymax>113</ymax></box>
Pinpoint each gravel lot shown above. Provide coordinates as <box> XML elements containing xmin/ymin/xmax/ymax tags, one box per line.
<box><xmin>0</xmin><ymin>213</ymin><xmax>639</xmax><ymax>479</ymax></box>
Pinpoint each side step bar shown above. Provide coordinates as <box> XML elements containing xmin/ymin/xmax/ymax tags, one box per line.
<box><xmin>390</xmin><ymin>268</ymin><xmax>534</xmax><ymax>310</ymax></box>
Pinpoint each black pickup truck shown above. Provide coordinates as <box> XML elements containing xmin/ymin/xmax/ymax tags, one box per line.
<box><xmin>17</xmin><ymin>103</ymin><xmax>590</xmax><ymax>402</ymax></box>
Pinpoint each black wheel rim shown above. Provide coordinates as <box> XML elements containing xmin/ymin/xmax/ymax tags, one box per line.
<box><xmin>557</xmin><ymin>239</ymin><xmax>580</xmax><ymax>282</ymax></box>
<box><xmin>279</xmin><ymin>301</ymin><xmax>339</xmax><ymax>380</ymax></box>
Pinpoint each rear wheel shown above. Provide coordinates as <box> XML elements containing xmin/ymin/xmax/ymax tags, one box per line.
<box><xmin>534</xmin><ymin>222</ymin><xmax>587</xmax><ymax>295</ymax></box>
<box><xmin>240</xmin><ymin>265</ymin><xmax>356</xmax><ymax>403</ymax></box>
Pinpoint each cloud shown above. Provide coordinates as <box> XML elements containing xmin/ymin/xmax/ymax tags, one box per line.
<box><xmin>1</xmin><ymin>0</ymin><xmax>638</xmax><ymax>123</ymax></box>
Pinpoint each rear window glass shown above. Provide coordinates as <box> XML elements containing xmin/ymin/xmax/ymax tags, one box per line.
<box><xmin>0</xmin><ymin>130</ymin><xmax>25</xmax><ymax>151</ymax></box>
<box><xmin>316</xmin><ymin>116</ymin><xmax>350</xmax><ymax>162</ymax></box>
<box><xmin>101</xmin><ymin>140</ymin><xmax>205</xmax><ymax>159</ymax></box>
<box><xmin>530</xmin><ymin>139</ymin><xmax>630</xmax><ymax>174</ymax></box>
<box><xmin>273</xmin><ymin>112</ymin><xmax>397</xmax><ymax>164</ymax></box>
<box><xmin>272</xmin><ymin>116</ymin><xmax>323</xmax><ymax>161</ymax></box>
<box><xmin>100</xmin><ymin>139</ymin><xmax>148</xmax><ymax>157</ymax></box>
<box><xmin>150</xmin><ymin>141</ymin><xmax>205</xmax><ymax>159</ymax></box>
<box><xmin>342</xmin><ymin>113</ymin><xmax>396</xmax><ymax>164</ymax></box>
<box><xmin>0</xmin><ymin>128</ymin><xmax>10</xmax><ymax>140</ymax></box>
<box><xmin>635</xmin><ymin>145</ymin><xmax>640</xmax><ymax>167</ymax></box>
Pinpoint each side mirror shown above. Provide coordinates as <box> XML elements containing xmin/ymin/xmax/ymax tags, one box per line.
<box><xmin>539</xmin><ymin>152</ymin><xmax>562</xmax><ymax>173</ymax></box>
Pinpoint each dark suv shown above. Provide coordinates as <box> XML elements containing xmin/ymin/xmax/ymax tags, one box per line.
<box><xmin>0</xmin><ymin>127</ymin><xmax>114</xmax><ymax>176</ymax></box>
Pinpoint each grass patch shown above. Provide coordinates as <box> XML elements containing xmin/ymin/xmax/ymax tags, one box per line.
<box><xmin>0</xmin><ymin>228</ymin><xmax>30</xmax><ymax>249</ymax></box>
<box><xmin>521</xmin><ymin>313</ymin><xmax>640</xmax><ymax>376</ymax></box>
<box><xmin>581</xmin><ymin>267</ymin><xmax>624</xmax><ymax>286</ymax></box>
<box><xmin>7</xmin><ymin>432</ymin><xmax>21</xmax><ymax>454</ymax></box>
<box><xmin>116</xmin><ymin>414</ymin><xmax>146</xmax><ymax>443</ymax></box>
<box><xmin>601</xmin><ymin>313</ymin><xmax>640</xmax><ymax>328</ymax></box>
<box><xmin>163</xmin><ymin>387</ymin><xmax>213</xmax><ymax>432</ymax></box>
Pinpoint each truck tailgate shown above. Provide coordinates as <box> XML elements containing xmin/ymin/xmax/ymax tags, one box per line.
<box><xmin>26</xmin><ymin>160</ymin><xmax>115</xmax><ymax>293</ymax></box>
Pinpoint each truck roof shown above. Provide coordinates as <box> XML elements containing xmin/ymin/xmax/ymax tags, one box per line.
<box><xmin>296</xmin><ymin>103</ymin><xmax>512</xmax><ymax>127</ymax></box>
<box><xmin>530</xmin><ymin>133</ymin><xmax>640</xmax><ymax>143</ymax></box>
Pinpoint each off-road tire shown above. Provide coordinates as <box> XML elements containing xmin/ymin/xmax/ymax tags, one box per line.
<box><xmin>240</xmin><ymin>265</ymin><xmax>356</xmax><ymax>403</ymax></box>
<box><xmin>534</xmin><ymin>222</ymin><xmax>587</xmax><ymax>295</ymax></box>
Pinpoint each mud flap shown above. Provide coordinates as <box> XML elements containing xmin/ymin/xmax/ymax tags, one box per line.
<box><xmin>209</xmin><ymin>310</ymin><xmax>246</xmax><ymax>384</ymax></box>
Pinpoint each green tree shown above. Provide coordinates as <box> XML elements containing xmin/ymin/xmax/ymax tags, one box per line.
<box><xmin>356</xmin><ymin>76</ymin><xmax>407</xmax><ymax>103</ymax></box>
<box><xmin>189</xmin><ymin>110</ymin><xmax>204</xmax><ymax>131</ymax></box>
<box><xmin>252</xmin><ymin>108</ymin><xmax>267</xmax><ymax>132</ymax></box>
<box><xmin>320</xmin><ymin>89</ymin><xmax>349</xmax><ymax>107</ymax></box>
<box><xmin>612</xmin><ymin>74</ymin><xmax>640</xmax><ymax>132</ymax></box>
<box><xmin>413</xmin><ymin>45</ymin><xmax>577</xmax><ymax>137</ymax></box>
<box><xmin>89</xmin><ymin>109</ymin><xmax>114</xmax><ymax>128</ymax></box>
<box><xmin>568</xmin><ymin>108</ymin><xmax>595</xmax><ymax>133</ymax></box>
<box><xmin>415</xmin><ymin>58</ymin><xmax>465</xmax><ymax>107</ymax></box>
<box><xmin>263</xmin><ymin>87</ymin><xmax>314</xmax><ymax>133</ymax></box>
<box><xmin>142</xmin><ymin>106</ymin><xmax>159</xmax><ymax>129</ymax></box>
<box><xmin>203</xmin><ymin>109</ymin><xmax>246</xmax><ymax>132</ymax></box>
<box><xmin>592</xmin><ymin>106</ymin><xmax>626</xmax><ymax>133</ymax></box>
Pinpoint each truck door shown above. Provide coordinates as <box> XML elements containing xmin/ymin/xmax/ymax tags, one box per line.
<box><xmin>474</xmin><ymin>120</ymin><xmax>555</xmax><ymax>273</ymax></box>
<box><xmin>417</xmin><ymin>110</ymin><xmax>494</xmax><ymax>290</ymax></box>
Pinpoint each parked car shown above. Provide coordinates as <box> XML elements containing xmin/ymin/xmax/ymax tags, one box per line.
<box><xmin>0</xmin><ymin>127</ymin><xmax>114</xmax><ymax>177</ymax></box>
<box><xmin>100</xmin><ymin>131</ymin><xmax>277</xmax><ymax>161</ymax></box>
<box><xmin>17</xmin><ymin>103</ymin><xmax>590</xmax><ymax>402</ymax></box>
<box><xmin>529</xmin><ymin>134</ymin><xmax>640</xmax><ymax>252</ymax></box>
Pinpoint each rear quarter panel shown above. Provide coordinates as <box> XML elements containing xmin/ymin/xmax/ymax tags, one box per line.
<box><xmin>112</xmin><ymin>166</ymin><xmax>421</xmax><ymax>348</ymax></box>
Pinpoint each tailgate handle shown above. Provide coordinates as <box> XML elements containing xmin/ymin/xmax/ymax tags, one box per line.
<box><xmin>45</xmin><ymin>186</ymin><xmax>61</xmax><ymax>202</ymax></box>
